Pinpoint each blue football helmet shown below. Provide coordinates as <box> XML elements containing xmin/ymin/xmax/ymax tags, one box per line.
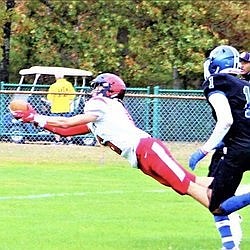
<box><xmin>204</xmin><ymin>45</ymin><xmax>241</xmax><ymax>80</ymax></box>
<box><xmin>90</xmin><ymin>73</ymin><xmax>126</xmax><ymax>99</ymax></box>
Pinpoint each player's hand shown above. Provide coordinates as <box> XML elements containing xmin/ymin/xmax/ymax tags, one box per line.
<box><xmin>189</xmin><ymin>149</ymin><xmax>207</xmax><ymax>171</ymax></box>
<box><xmin>11</xmin><ymin>104</ymin><xmax>37</xmax><ymax>123</ymax></box>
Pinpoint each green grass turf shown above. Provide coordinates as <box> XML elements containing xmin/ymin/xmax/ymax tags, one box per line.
<box><xmin>0</xmin><ymin>143</ymin><xmax>249</xmax><ymax>250</ymax></box>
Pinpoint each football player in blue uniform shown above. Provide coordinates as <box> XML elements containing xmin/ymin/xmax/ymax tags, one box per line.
<box><xmin>189</xmin><ymin>45</ymin><xmax>250</xmax><ymax>250</ymax></box>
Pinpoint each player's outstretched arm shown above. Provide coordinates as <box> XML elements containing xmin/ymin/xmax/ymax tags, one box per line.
<box><xmin>42</xmin><ymin>113</ymin><xmax>97</xmax><ymax>128</ymax></box>
<box><xmin>10</xmin><ymin>100</ymin><xmax>95</xmax><ymax>136</ymax></box>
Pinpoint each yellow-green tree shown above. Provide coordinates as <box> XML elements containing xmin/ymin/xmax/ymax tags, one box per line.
<box><xmin>1</xmin><ymin>0</ymin><xmax>249</xmax><ymax>88</ymax></box>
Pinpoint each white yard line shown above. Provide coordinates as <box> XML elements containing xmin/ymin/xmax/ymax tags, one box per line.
<box><xmin>0</xmin><ymin>184</ymin><xmax>249</xmax><ymax>201</ymax></box>
<box><xmin>0</xmin><ymin>189</ymin><xmax>167</xmax><ymax>201</ymax></box>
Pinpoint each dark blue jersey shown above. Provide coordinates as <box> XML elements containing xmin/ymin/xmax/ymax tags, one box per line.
<box><xmin>202</xmin><ymin>73</ymin><xmax>250</xmax><ymax>147</ymax></box>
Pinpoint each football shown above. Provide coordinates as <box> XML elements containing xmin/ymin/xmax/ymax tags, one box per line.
<box><xmin>9</xmin><ymin>99</ymin><xmax>29</xmax><ymax>111</ymax></box>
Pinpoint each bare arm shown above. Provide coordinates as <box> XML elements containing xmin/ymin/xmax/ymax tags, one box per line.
<box><xmin>35</xmin><ymin>113</ymin><xmax>98</xmax><ymax>128</ymax></box>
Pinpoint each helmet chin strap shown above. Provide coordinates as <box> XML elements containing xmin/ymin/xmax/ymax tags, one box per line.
<box><xmin>203</xmin><ymin>58</ymin><xmax>212</xmax><ymax>80</ymax></box>
<box><xmin>214</xmin><ymin>66</ymin><xmax>220</xmax><ymax>74</ymax></box>
<box><xmin>110</xmin><ymin>93</ymin><xmax>118</xmax><ymax>99</ymax></box>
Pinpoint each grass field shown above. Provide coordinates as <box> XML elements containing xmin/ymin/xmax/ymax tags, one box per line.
<box><xmin>0</xmin><ymin>142</ymin><xmax>249</xmax><ymax>250</ymax></box>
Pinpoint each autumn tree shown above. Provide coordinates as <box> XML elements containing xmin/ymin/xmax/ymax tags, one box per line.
<box><xmin>2</xmin><ymin>0</ymin><xmax>250</xmax><ymax>88</ymax></box>
<box><xmin>0</xmin><ymin>0</ymin><xmax>15</xmax><ymax>82</ymax></box>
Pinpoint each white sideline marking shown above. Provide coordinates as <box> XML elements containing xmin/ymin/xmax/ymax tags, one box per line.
<box><xmin>0</xmin><ymin>189</ymin><xmax>167</xmax><ymax>201</ymax></box>
<box><xmin>0</xmin><ymin>184</ymin><xmax>249</xmax><ymax>201</ymax></box>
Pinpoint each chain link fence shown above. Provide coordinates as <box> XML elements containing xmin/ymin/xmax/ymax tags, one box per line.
<box><xmin>0</xmin><ymin>83</ymin><xmax>214</xmax><ymax>145</ymax></box>
<box><xmin>125</xmin><ymin>87</ymin><xmax>214</xmax><ymax>142</ymax></box>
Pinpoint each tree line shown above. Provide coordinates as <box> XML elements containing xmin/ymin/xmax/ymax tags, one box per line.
<box><xmin>0</xmin><ymin>0</ymin><xmax>249</xmax><ymax>88</ymax></box>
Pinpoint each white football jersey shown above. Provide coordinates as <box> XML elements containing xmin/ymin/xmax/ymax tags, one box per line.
<box><xmin>84</xmin><ymin>96</ymin><xmax>151</xmax><ymax>167</ymax></box>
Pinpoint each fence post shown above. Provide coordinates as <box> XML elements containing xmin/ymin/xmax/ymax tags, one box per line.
<box><xmin>145</xmin><ymin>86</ymin><xmax>151</xmax><ymax>134</ymax></box>
<box><xmin>0</xmin><ymin>81</ymin><xmax>5</xmax><ymax>135</ymax></box>
<box><xmin>152</xmin><ymin>86</ymin><xmax>160</xmax><ymax>138</ymax></box>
